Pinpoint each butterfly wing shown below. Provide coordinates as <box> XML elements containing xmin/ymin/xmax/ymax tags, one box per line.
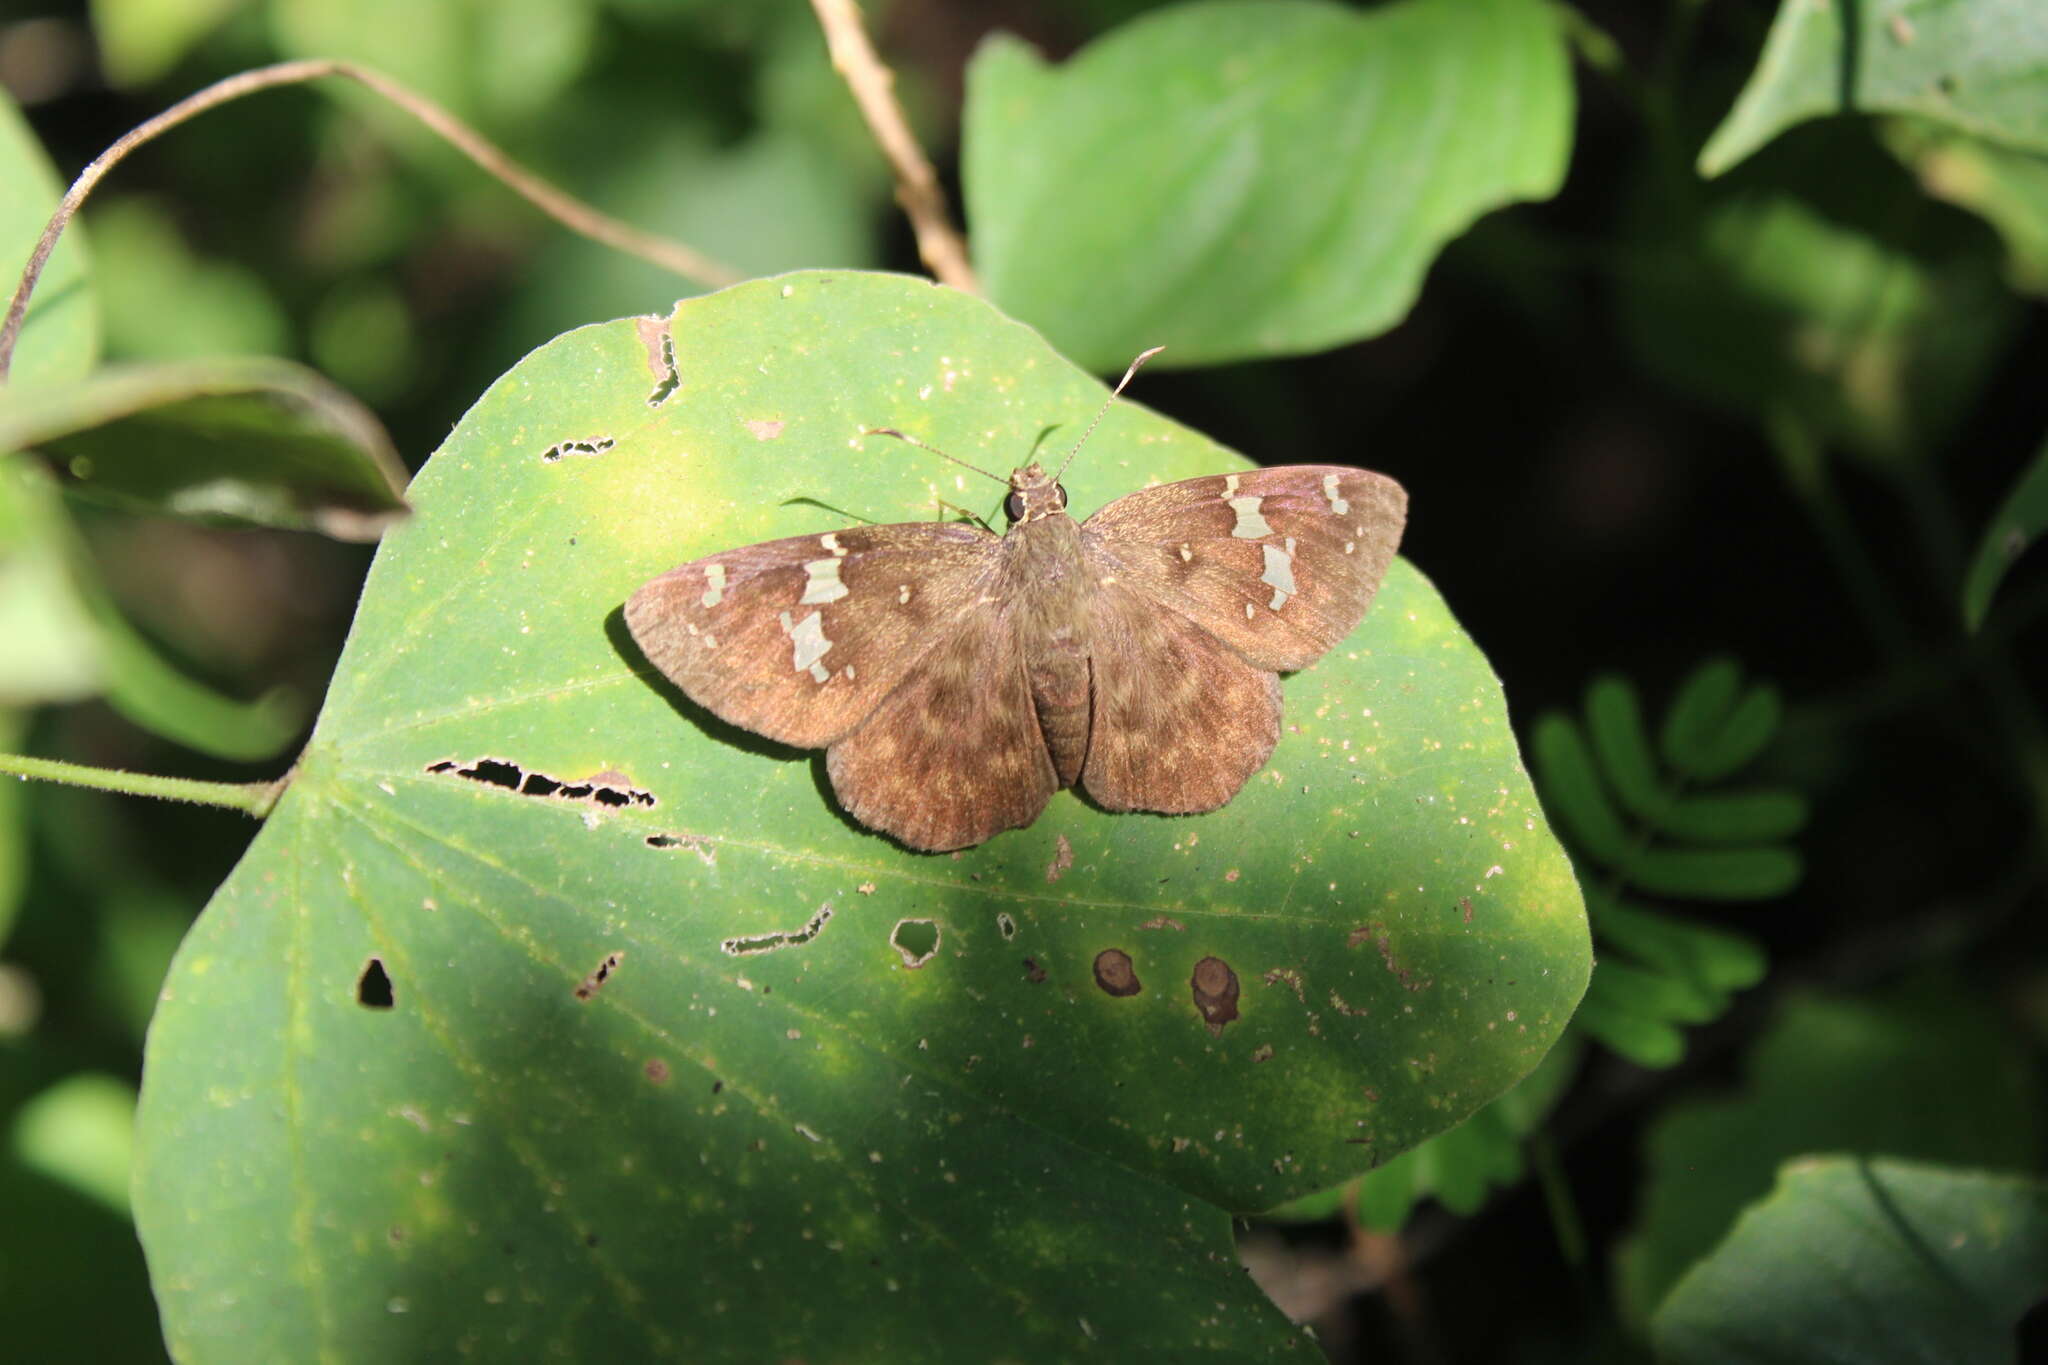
<box><xmin>1080</xmin><ymin>465</ymin><xmax>1405</xmax><ymax>672</ymax></box>
<box><xmin>625</xmin><ymin>522</ymin><xmax>1001</xmax><ymax>749</ymax></box>
<box><xmin>826</xmin><ymin>607</ymin><xmax>1057</xmax><ymax>852</ymax></box>
<box><xmin>1081</xmin><ymin>583</ymin><xmax>1281</xmax><ymax>813</ymax></box>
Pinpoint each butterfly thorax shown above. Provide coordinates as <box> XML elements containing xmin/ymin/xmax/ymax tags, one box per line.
<box><xmin>1001</xmin><ymin>474</ymin><xmax>1093</xmax><ymax>787</ymax></box>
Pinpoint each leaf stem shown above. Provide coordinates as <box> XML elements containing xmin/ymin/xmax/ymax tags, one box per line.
<box><xmin>809</xmin><ymin>0</ymin><xmax>979</xmax><ymax>294</ymax></box>
<box><xmin>1</xmin><ymin>59</ymin><xmax>742</xmax><ymax>382</ymax></box>
<box><xmin>0</xmin><ymin>751</ymin><xmax>282</xmax><ymax>817</ymax></box>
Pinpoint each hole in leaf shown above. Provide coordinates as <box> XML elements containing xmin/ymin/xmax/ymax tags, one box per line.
<box><xmin>996</xmin><ymin>912</ymin><xmax>1017</xmax><ymax>941</ymax></box>
<box><xmin>540</xmin><ymin>436</ymin><xmax>615</xmax><ymax>463</ymax></box>
<box><xmin>890</xmin><ymin>918</ymin><xmax>939</xmax><ymax>968</ymax></box>
<box><xmin>1023</xmin><ymin>958</ymin><xmax>1048</xmax><ymax>984</ymax></box>
<box><xmin>425</xmin><ymin>757</ymin><xmax>654</xmax><ymax>809</ymax></box>
<box><xmin>575</xmin><ymin>951</ymin><xmax>623</xmax><ymax>1000</ymax></box>
<box><xmin>357</xmin><ymin>957</ymin><xmax>395</xmax><ymax>1009</ymax></box>
<box><xmin>637</xmin><ymin>321</ymin><xmax>680</xmax><ymax>407</ymax></box>
<box><xmin>721</xmin><ymin>903</ymin><xmax>834</xmax><ymax>957</ymax></box>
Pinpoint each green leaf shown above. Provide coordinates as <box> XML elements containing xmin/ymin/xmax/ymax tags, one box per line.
<box><xmin>1614</xmin><ymin>980</ymin><xmax>2045</xmax><ymax>1328</ymax></box>
<box><xmin>1661</xmin><ymin>660</ymin><xmax>1783</xmax><ymax>783</ymax></box>
<box><xmin>0</xmin><ymin>457</ymin><xmax>104</xmax><ymax>706</ymax></box>
<box><xmin>10</xmin><ymin>1073</ymin><xmax>136</xmax><ymax>1217</ymax></box>
<box><xmin>1624</xmin><ymin>845</ymin><xmax>1801</xmax><ymax>901</ymax></box>
<box><xmin>1585</xmin><ymin>674</ymin><xmax>1663</xmax><ymax>817</ymax></box>
<box><xmin>1590</xmin><ymin>897</ymin><xmax>1766</xmax><ymax>997</ymax></box>
<box><xmin>1962</xmin><ymin>432</ymin><xmax>2048</xmax><ymax>632</ymax></box>
<box><xmin>1621</xmin><ymin>123</ymin><xmax>2021</xmax><ymax>469</ymax></box>
<box><xmin>88</xmin><ymin>0</ymin><xmax>240</xmax><ymax>88</ymax></box>
<box><xmin>0</xmin><ymin>357</ymin><xmax>408</xmax><ymax>541</ymax></box>
<box><xmin>1653</xmin><ymin>1158</ymin><xmax>2048</xmax><ymax>1365</ymax></box>
<box><xmin>963</xmin><ymin>0</ymin><xmax>1573</xmax><ymax>371</ymax></box>
<box><xmin>1887</xmin><ymin>119</ymin><xmax>2048</xmax><ymax>298</ymax></box>
<box><xmin>1531</xmin><ymin>712</ymin><xmax>1631</xmax><ymax>865</ymax></box>
<box><xmin>0</xmin><ymin>89</ymin><xmax>98</xmax><ymax>389</ymax></box>
<box><xmin>1701</xmin><ymin>0</ymin><xmax>2048</xmax><ymax>177</ymax></box>
<box><xmin>87</xmin><ymin>197</ymin><xmax>292</xmax><ymax>362</ymax></box>
<box><xmin>0</xmin><ymin>709</ymin><xmax>26</xmax><ymax>948</ymax></box>
<box><xmin>1653</xmin><ymin>789</ymin><xmax>1807</xmax><ymax>845</ymax></box>
<box><xmin>1263</xmin><ymin>1036</ymin><xmax>1580</xmax><ymax>1227</ymax></box>
<box><xmin>1572</xmin><ymin>986</ymin><xmax>1684</xmax><ymax>1069</ymax></box>
<box><xmin>133</xmin><ymin>271</ymin><xmax>1590</xmax><ymax>1359</ymax></box>
<box><xmin>0</xmin><ymin>453</ymin><xmax>300</xmax><ymax>760</ymax></box>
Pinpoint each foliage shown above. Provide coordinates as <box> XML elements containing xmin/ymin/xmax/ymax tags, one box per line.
<box><xmin>4</xmin><ymin>0</ymin><xmax>2048</xmax><ymax>1360</ymax></box>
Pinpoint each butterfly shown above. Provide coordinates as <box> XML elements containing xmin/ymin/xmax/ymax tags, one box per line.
<box><xmin>625</xmin><ymin>354</ymin><xmax>1407</xmax><ymax>852</ymax></box>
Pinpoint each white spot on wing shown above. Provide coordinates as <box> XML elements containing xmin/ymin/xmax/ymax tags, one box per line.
<box><xmin>1262</xmin><ymin>539</ymin><xmax>1297</xmax><ymax>609</ymax></box>
<box><xmin>1228</xmin><ymin>496</ymin><xmax>1272</xmax><ymax>539</ymax></box>
<box><xmin>781</xmin><ymin>610</ymin><xmax>833</xmax><ymax>680</ymax></box>
<box><xmin>821</xmin><ymin>533</ymin><xmax>846</xmax><ymax>556</ymax></box>
<box><xmin>700</xmin><ymin>563</ymin><xmax>726</xmax><ymax>608</ymax></box>
<box><xmin>898</xmin><ymin>584</ymin><xmax>911</xmax><ymax>604</ymax></box>
<box><xmin>800</xmin><ymin>557</ymin><xmax>849</xmax><ymax>604</ymax></box>
<box><xmin>1178</xmin><ymin>543</ymin><xmax>1193</xmax><ymax>562</ymax></box>
<box><xmin>1323</xmin><ymin>473</ymin><xmax>1350</xmax><ymax>515</ymax></box>
<box><xmin>1223</xmin><ymin>474</ymin><xmax>1240</xmax><ymax>497</ymax></box>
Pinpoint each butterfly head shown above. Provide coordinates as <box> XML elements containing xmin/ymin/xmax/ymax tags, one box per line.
<box><xmin>1003</xmin><ymin>463</ymin><xmax>1069</xmax><ymax>524</ymax></box>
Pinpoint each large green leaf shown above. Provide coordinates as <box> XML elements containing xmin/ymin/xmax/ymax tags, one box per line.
<box><xmin>1887</xmin><ymin>119</ymin><xmax>2048</xmax><ymax>298</ymax></box>
<box><xmin>1962</xmin><ymin>431</ymin><xmax>2048</xmax><ymax>631</ymax></box>
<box><xmin>963</xmin><ymin>0</ymin><xmax>1573</xmax><ymax>371</ymax></box>
<box><xmin>1701</xmin><ymin>0</ymin><xmax>2048</xmax><ymax>176</ymax></box>
<box><xmin>133</xmin><ymin>271</ymin><xmax>1588</xmax><ymax>1359</ymax></box>
<box><xmin>1653</xmin><ymin>1158</ymin><xmax>2048</xmax><ymax>1365</ymax></box>
<box><xmin>1613</xmin><ymin>980</ymin><xmax>2044</xmax><ymax>1328</ymax></box>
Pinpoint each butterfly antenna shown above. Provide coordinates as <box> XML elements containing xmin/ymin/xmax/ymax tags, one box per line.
<box><xmin>1055</xmin><ymin>345</ymin><xmax>1164</xmax><ymax>481</ymax></box>
<box><xmin>863</xmin><ymin>427</ymin><xmax>1009</xmax><ymax>486</ymax></box>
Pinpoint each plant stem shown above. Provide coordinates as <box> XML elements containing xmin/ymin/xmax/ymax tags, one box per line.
<box><xmin>809</xmin><ymin>0</ymin><xmax>979</xmax><ymax>293</ymax></box>
<box><xmin>0</xmin><ymin>752</ymin><xmax>281</xmax><ymax>817</ymax></box>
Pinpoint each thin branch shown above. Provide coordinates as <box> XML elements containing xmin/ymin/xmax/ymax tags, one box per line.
<box><xmin>809</xmin><ymin>0</ymin><xmax>979</xmax><ymax>293</ymax></box>
<box><xmin>0</xmin><ymin>751</ymin><xmax>283</xmax><ymax>817</ymax></box>
<box><xmin>1</xmin><ymin>59</ymin><xmax>744</xmax><ymax>382</ymax></box>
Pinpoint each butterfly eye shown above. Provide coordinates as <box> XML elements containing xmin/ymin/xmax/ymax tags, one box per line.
<box><xmin>1005</xmin><ymin>491</ymin><xmax>1026</xmax><ymax>520</ymax></box>
<box><xmin>1054</xmin><ymin>484</ymin><xmax>1068</xmax><ymax>508</ymax></box>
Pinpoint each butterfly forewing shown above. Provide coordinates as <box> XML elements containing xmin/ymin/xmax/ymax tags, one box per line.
<box><xmin>1080</xmin><ymin>465</ymin><xmax>1406</xmax><ymax>672</ymax></box>
<box><xmin>1081</xmin><ymin>584</ymin><xmax>1282</xmax><ymax>813</ymax></box>
<box><xmin>826</xmin><ymin>608</ymin><xmax>1057</xmax><ymax>851</ymax></box>
<box><xmin>624</xmin><ymin>521</ymin><xmax>999</xmax><ymax>749</ymax></box>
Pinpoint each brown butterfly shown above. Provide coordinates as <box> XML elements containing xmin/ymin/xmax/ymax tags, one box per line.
<box><xmin>625</xmin><ymin>354</ymin><xmax>1407</xmax><ymax>852</ymax></box>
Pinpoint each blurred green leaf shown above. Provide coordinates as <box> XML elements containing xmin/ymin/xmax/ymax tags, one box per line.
<box><xmin>87</xmin><ymin>197</ymin><xmax>292</xmax><ymax>363</ymax></box>
<box><xmin>0</xmin><ymin>457</ymin><xmax>104</xmax><ymax>706</ymax></box>
<box><xmin>1961</xmin><ymin>433</ymin><xmax>2048</xmax><ymax>632</ymax></box>
<box><xmin>0</xmin><ymin>709</ymin><xmax>25</xmax><ymax>949</ymax></box>
<box><xmin>1621</xmin><ymin>125</ymin><xmax>2020</xmax><ymax>468</ymax></box>
<box><xmin>1532</xmin><ymin>712</ymin><xmax>1632</xmax><ymax>865</ymax></box>
<box><xmin>11</xmin><ymin>1072</ymin><xmax>137</xmax><ymax>1216</ymax></box>
<box><xmin>1659</xmin><ymin>659</ymin><xmax>1785</xmax><ymax>783</ymax></box>
<box><xmin>1591</xmin><ymin>896</ymin><xmax>1765</xmax><ymax>997</ymax></box>
<box><xmin>0</xmin><ymin>1145</ymin><xmax>167</xmax><ymax>1363</ymax></box>
<box><xmin>0</xmin><ymin>89</ymin><xmax>99</xmax><ymax>389</ymax></box>
<box><xmin>1702</xmin><ymin>0</ymin><xmax>2048</xmax><ymax>176</ymax></box>
<box><xmin>1887</xmin><ymin>119</ymin><xmax>2048</xmax><ymax>297</ymax></box>
<box><xmin>1573</xmin><ymin>983</ymin><xmax>1685</xmax><ymax>1068</ymax></box>
<box><xmin>1652</xmin><ymin>789</ymin><xmax>1808</xmax><ymax>845</ymax></box>
<box><xmin>88</xmin><ymin>0</ymin><xmax>241</xmax><ymax>88</ymax></box>
<box><xmin>963</xmin><ymin>0</ymin><xmax>1572</xmax><ymax>370</ymax></box>
<box><xmin>1614</xmin><ymin>980</ymin><xmax>2045</xmax><ymax>1329</ymax></box>
<box><xmin>1625</xmin><ymin>845</ymin><xmax>1801</xmax><ymax>901</ymax></box>
<box><xmin>0</xmin><ymin>357</ymin><xmax>407</xmax><ymax>541</ymax></box>
<box><xmin>1653</xmin><ymin>1157</ymin><xmax>2048</xmax><ymax>1365</ymax></box>
<box><xmin>1585</xmin><ymin>675</ymin><xmax>1661</xmax><ymax>815</ymax></box>
<box><xmin>268</xmin><ymin>0</ymin><xmax>598</xmax><ymax>126</ymax></box>
<box><xmin>133</xmin><ymin>271</ymin><xmax>1589</xmax><ymax>1359</ymax></box>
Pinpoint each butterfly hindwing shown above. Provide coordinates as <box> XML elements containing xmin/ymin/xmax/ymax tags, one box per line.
<box><xmin>826</xmin><ymin>607</ymin><xmax>1057</xmax><ymax>851</ymax></box>
<box><xmin>1080</xmin><ymin>465</ymin><xmax>1406</xmax><ymax>672</ymax></box>
<box><xmin>625</xmin><ymin>521</ymin><xmax>1000</xmax><ymax>749</ymax></box>
<box><xmin>1081</xmin><ymin>583</ymin><xmax>1282</xmax><ymax>813</ymax></box>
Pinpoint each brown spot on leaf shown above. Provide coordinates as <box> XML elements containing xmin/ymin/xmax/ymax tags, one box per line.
<box><xmin>1023</xmin><ymin>957</ymin><xmax>1048</xmax><ymax>984</ymax></box>
<box><xmin>636</xmin><ymin>316</ymin><xmax>680</xmax><ymax>406</ymax></box>
<box><xmin>1190</xmin><ymin>956</ymin><xmax>1240</xmax><ymax>1035</ymax></box>
<box><xmin>1224</xmin><ymin>868</ymin><xmax>1240</xmax><ymax>882</ymax></box>
<box><xmin>1093</xmin><ymin>948</ymin><xmax>1142</xmax><ymax>998</ymax></box>
<box><xmin>574</xmin><ymin>951</ymin><xmax>624</xmax><ymax>1000</ymax></box>
<box><xmin>1046</xmin><ymin>833</ymin><xmax>1074</xmax><ymax>882</ymax></box>
<box><xmin>1460</xmin><ymin>897</ymin><xmax>1473</xmax><ymax>923</ymax></box>
<box><xmin>1262</xmin><ymin>967</ymin><xmax>1305</xmax><ymax>1001</ymax></box>
<box><xmin>646</xmin><ymin>832</ymin><xmax>717</xmax><ymax>866</ymax></box>
<box><xmin>721</xmin><ymin>903</ymin><xmax>833</xmax><ymax>956</ymax></box>
<box><xmin>1250</xmin><ymin>1043</ymin><xmax>1275</xmax><ymax>1063</ymax></box>
<box><xmin>1138</xmin><ymin>915</ymin><xmax>1185</xmax><ymax>932</ymax></box>
<box><xmin>745</xmin><ymin>418</ymin><xmax>785</xmax><ymax>440</ymax></box>
<box><xmin>644</xmin><ymin>1059</ymin><xmax>671</xmax><ymax>1084</ymax></box>
<box><xmin>1352</xmin><ymin>921</ymin><xmax>1434</xmax><ymax>992</ymax></box>
<box><xmin>857</xmin><ymin>882</ymin><xmax>876</xmax><ymax>895</ymax></box>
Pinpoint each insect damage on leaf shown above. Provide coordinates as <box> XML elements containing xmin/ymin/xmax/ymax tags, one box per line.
<box><xmin>623</xmin><ymin>353</ymin><xmax>1407</xmax><ymax>852</ymax></box>
<box><xmin>424</xmin><ymin>757</ymin><xmax>655</xmax><ymax>810</ymax></box>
